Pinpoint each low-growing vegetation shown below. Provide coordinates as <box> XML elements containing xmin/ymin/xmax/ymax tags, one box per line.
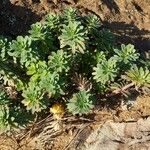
<box><xmin>0</xmin><ymin>7</ymin><xmax>150</xmax><ymax>133</ymax></box>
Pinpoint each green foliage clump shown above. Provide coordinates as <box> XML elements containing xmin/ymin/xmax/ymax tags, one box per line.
<box><xmin>0</xmin><ymin>36</ymin><xmax>8</xmax><ymax>60</ymax></box>
<box><xmin>63</xmin><ymin>7</ymin><xmax>79</xmax><ymax>22</ymax></box>
<box><xmin>48</xmin><ymin>50</ymin><xmax>70</xmax><ymax>73</ymax></box>
<box><xmin>44</xmin><ymin>13</ymin><xmax>60</xmax><ymax>31</ymax></box>
<box><xmin>123</xmin><ymin>65</ymin><xmax>150</xmax><ymax>88</ymax></box>
<box><xmin>93</xmin><ymin>58</ymin><xmax>118</xmax><ymax>84</ymax></box>
<box><xmin>86</xmin><ymin>14</ymin><xmax>101</xmax><ymax>32</ymax></box>
<box><xmin>114</xmin><ymin>44</ymin><xmax>139</xmax><ymax>64</ymax></box>
<box><xmin>22</xmin><ymin>84</ymin><xmax>46</xmax><ymax>113</ymax></box>
<box><xmin>0</xmin><ymin>7</ymin><xmax>149</xmax><ymax>132</ymax></box>
<box><xmin>29</xmin><ymin>22</ymin><xmax>46</xmax><ymax>41</ymax></box>
<box><xmin>0</xmin><ymin>104</ymin><xmax>11</xmax><ymax>133</ymax></box>
<box><xmin>67</xmin><ymin>90</ymin><xmax>94</xmax><ymax>115</ymax></box>
<box><xmin>0</xmin><ymin>89</ymin><xmax>31</xmax><ymax>133</ymax></box>
<box><xmin>9</xmin><ymin>36</ymin><xmax>37</xmax><ymax>67</ymax></box>
<box><xmin>59</xmin><ymin>21</ymin><xmax>87</xmax><ymax>54</ymax></box>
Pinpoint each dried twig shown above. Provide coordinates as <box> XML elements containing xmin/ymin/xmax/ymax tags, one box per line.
<box><xmin>62</xmin><ymin>123</ymin><xmax>91</xmax><ymax>150</ymax></box>
<box><xmin>106</xmin><ymin>82</ymin><xmax>135</xmax><ymax>97</ymax></box>
<box><xmin>128</xmin><ymin>135</ymin><xmax>150</xmax><ymax>146</ymax></box>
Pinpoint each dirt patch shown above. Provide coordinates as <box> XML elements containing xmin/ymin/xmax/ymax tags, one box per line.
<box><xmin>75</xmin><ymin>0</ymin><xmax>150</xmax><ymax>51</ymax></box>
<box><xmin>0</xmin><ymin>96</ymin><xmax>150</xmax><ymax>150</ymax></box>
<box><xmin>0</xmin><ymin>135</ymin><xmax>18</xmax><ymax>150</ymax></box>
<box><xmin>0</xmin><ymin>0</ymin><xmax>42</xmax><ymax>36</ymax></box>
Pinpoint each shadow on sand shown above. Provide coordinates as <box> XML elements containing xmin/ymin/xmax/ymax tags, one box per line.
<box><xmin>0</xmin><ymin>0</ymin><xmax>41</xmax><ymax>37</ymax></box>
<box><xmin>103</xmin><ymin>21</ymin><xmax>150</xmax><ymax>51</ymax></box>
<box><xmin>101</xmin><ymin>0</ymin><xmax>120</xmax><ymax>13</ymax></box>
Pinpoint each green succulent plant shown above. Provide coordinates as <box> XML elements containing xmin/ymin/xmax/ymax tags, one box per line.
<box><xmin>0</xmin><ymin>104</ymin><xmax>11</xmax><ymax>133</ymax></box>
<box><xmin>95</xmin><ymin>51</ymin><xmax>106</xmax><ymax>64</ymax></box>
<box><xmin>29</xmin><ymin>22</ymin><xmax>47</xmax><ymax>41</ymax></box>
<box><xmin>0</xmin><ymin>88</ymin><xmax>10</xmax><ymax>105</ymax></box>
<box><xmin>0</xmin><ymin>36</ymin><xmax>8</xmax><ymax>60</ymax></box>
<box><xmin>86</xmin><ymin>14</ymin><xmax>101</xmax><ymax>31</ymax></box>
<box><xmin>59</xmin><ymin>21</ymin><xmax>87</xmax><ymax>54</ymax></box>
<box><xmin>114</xmin><ymin>44</ymin><xmax>139</xmax><ymax>64</ymax></box>
<box><xmin>122</xmin><ymin>65</ymin><xmax>150</xmax><ymax>88</ymax></box>
<box><xmin>67</xmin><ymin>90</ymin><xmax>94</xmax><ymax>115</ymax></box>
<box><xmin>63</xmin><ymin>7</ymin><xmax>79</xmax><ymax>23</ymax></box>
<box><xmin>27</xmin><ymin>59</ymin><xmax>65</xmax><ymax>97</ymax></box>
<box><xmin>0</xmin><ymin>90</ymin><xmax>11</xmax><ymax>132</ymax></box>
<box><xmin>93</xmin><ymin>58</ymin><xmax>118</xmax><ymax>84</ymax></box>
<box><xmin>27</xmin><ymin>61</ymin><xmax>48</xmax><ymax>78</ymax></box>
<box><xmin>39</xmin><ymin>71</ymin><xmax>65</xmax><ymax>97</ymax></box>
<box><xmin>94</xmin><ymin>29</ymin><xmax>115</xmax><ymax>54</ymax></box>
<box><xmin>9</xmin><ymin>36</ymin><xmax>38</xmax><ymax>67</ymax></box>
<box><xmin>45</xmin><ymin>13</ymin><xmax>60</xmax><ymax>31</ymax></box>
<box><xmin>0</xmin><ymin>61</ymin><xmax>20</xmax><ymax>87</ymax></box>
<box><xmin>22</xmin><ymin>83</ymin><xmax>46</xmax><ymax>113</ymax></box>
<box><xmin>48</xmin><ymin>50</ymin><xmax>70</xmax><ymax>73</ymax></box>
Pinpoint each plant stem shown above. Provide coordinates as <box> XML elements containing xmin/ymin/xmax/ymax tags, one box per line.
<box><xmin>106</xmin><ymin>82</ymin><xmax>135</xmax><ymax>97</ymax></box>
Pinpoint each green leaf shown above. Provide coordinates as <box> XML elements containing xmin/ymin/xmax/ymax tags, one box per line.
<box><xmin>94</xmin><ymin>29</ymin><xmax>115</xmax><ymax>54</ymax></box>
<box><xmin>27</xmin><ymin>63</ymin><xmax>36</xmax><ymax>75</ymax></box>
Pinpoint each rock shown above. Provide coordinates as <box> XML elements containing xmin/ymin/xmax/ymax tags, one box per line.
<box><xmin>75</xmin><ymin>117</ymin><xmax>150</xmax><ymax>150</ymax></box>
<box><xmin>138</xmin><ymin>118</ymin><xmax>150</xmax><ymax>132</ymax></box>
